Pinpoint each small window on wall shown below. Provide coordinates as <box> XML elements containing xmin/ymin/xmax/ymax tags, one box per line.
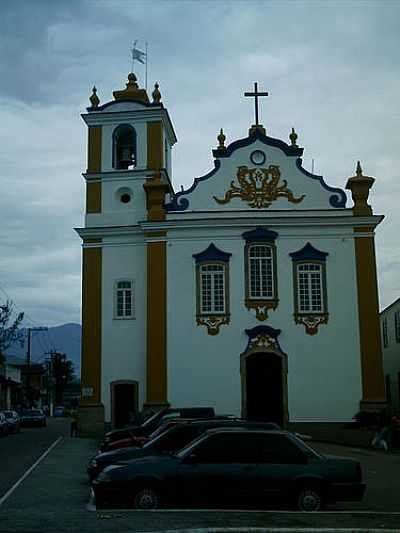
<box><xmin>395</xmin><ymin>311</ymin><xmax>400</xmax><ymax>343</ymax></box>
<box><xmin>242</xmin><ymin>227</ymin><xmax>279</xmax><ymax>321</ymax></box>
<box><xmin>290</xmin><ymin>243</ymin><xmax>328</xmax><ymax>335</ymax></box>
<box><xmin>193</xmin><ymin>243</ymin><xmax>231</xmax><ymax>336</ymax></box>
<box><xmin>115</xmin><ymin>280</ymin><xmax>135</xmax><ymax>319</ymax></box>
<box><xmin>113</xmin><ymin>125</ymin><xmax>137</xmax><ymax>170</ymax></box>
<box><xmin>383</xmin><ymin>317</ymin><xmax>388</xmax><ymax>348</ymax></box>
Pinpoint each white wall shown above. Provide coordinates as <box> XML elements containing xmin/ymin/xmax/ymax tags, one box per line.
<box><xmin>101</xmin><ymin>236</ymin><xmax>147</xmax><ymax>422</ymax></box>
<box><xmin>166</xmin><ymin>224</ymin><xmax>362</xmax><ymax>422</ymax></box>
<box><xmin>380</xmin><ymin>300</ymin><xmax>400</xmax><ymax>411</ymax></box>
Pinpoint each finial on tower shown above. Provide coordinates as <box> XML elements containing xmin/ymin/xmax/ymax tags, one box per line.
<box><xmin>113</xmin><ymin>73</ymin><xmax>149</xmax><ymax>103</ymax></box>
<box><xmin>89</xmin><ymin>86</ymin><xmax>100</xmax><ymax>108</ymax></box>
<box><xmin>345</xmin><ymin>160</ymin><xmax>376</xmax><ymax>216</ymax></box>
<box><xmin>152</xmin><ymin>82</ymin><xmax>161</xmax><ymax>103</ymax></box>
<box><xmin>289</xmin><ymin>127</ymin><xmax>298</xmax><ymax>147</ymax></box>
<box><xmin>217</xmin><ymin>128</ymin><xmax>226</xmax><ymax>149</ymax></box>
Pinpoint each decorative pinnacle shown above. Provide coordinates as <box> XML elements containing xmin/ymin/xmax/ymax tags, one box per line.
<box><xmin>126</xmin><ymin>72</ymin><xmax>139</xmax><ymax>89</ymax></box>
<box><xmin>356</xmin><ymin>161</ymin><xmax>363</xmax><ymax>177</ymax></box>
<box><xmin>89</xmin><ymin>86</ymin><xmax>100</xmax><ymax>108</ymax></box>
<box><xmin>289</xmin><ymin>127</ymin><xmax>298</xmax><ymax>147</ymax></box>
<box><xmin>217</xmin><ymin>128</ymin><xmax>226</xmax><ymax>149</ymax></box>
<box><xmin>152</xmin><ymin>82</ymin><xmax>161</xmax><ymax>103</ymax></box>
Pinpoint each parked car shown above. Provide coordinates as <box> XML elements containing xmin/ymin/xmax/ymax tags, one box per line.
<box><xmin>92</xmin><ymin>428</ymin><xmax>365</xmax><ymax>511</ymax></box>
<box><xmin>89</xmin><ymin>419</ymin><xmax>280</xmax><ymax>480</ymax></box>
<box><xmin>100</xmin><ymin>407</ymin><xmax>215</xmax><ymax>450</ymax></box>
<box><xmin>53</xmin><ymin>406</ymin><xmax>65</xmax><ymax>417</ymax></box>
<box><xmin>0</xmin><ymin>412</ymin><xmax>9</xmax><ymax>437</ymax></box>
<box><xmin>1</xmin><ymin>410</ymin><xmax>20</xmax><ymax>434</ymax></box>
<box><xmin>20</xmin><ymin>409</ymin><xmax>47</xmax><ymax>427</ymax></box>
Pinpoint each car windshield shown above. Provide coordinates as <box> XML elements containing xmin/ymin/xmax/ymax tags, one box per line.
<box><xmin>3</xmin><ymin>411</ymin><xmax>13</xmax><ymax>418</ymax></box>
<box><xmin>288</xmin><ymin>433</ymin><xmax>322</xmax><ymax>459</ymax></box>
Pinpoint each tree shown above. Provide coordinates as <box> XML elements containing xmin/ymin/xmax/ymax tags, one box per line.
<box><xmin>50</xmin><ymin>353</ymin><xmax>75</xmax><ymax>405</ymax></box>
<box><xmin>0</xmin><ymin>301</ymin><xmax>24</xmax><ymax>364</ymax></box>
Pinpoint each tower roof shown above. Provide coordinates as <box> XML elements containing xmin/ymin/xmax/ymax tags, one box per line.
<box><xmin>112</xmin><ymin>72</ymin><xmax>150</xmax><ymax>104</ymax></box>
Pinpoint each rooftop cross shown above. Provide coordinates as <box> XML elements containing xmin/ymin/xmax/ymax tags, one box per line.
<box><xmin>244</xmin><ymin>82</ymin><xmax>269</xmax><ymax>127</ymax></box>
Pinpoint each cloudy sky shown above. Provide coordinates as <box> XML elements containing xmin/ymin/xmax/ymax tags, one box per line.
<box><xmin>0</xmin><ymin>0</ymin><xmax>399</xmax><ymax>328</ymax></box>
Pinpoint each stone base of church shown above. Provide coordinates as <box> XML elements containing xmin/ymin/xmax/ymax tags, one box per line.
<box><xmin>359</xmin><ymin>400</ymin><xmax>387</xmax><ymax>413</ymax></box>
<box><xmin>77</xmin><ymin>403</ymin><xmax>105</xmax><ymax>437</ymax></box>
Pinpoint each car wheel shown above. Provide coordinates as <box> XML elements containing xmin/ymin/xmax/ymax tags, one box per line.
<box><xmin>132</xmin><ymin>487</ymin><xmax>159</xmax><ymax>510</ymax></box>
<box><xmin>296</xmin><ymin>486</ymin><xmax>323</xmax><ymax>512</ymax></box>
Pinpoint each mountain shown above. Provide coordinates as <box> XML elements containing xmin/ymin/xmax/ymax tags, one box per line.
<box><xmin>5</xmin><ymin>323</ymin><xmax>81</xmax><ymax>377</ymax></box>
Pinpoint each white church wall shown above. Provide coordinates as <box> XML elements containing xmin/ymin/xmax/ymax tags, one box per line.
<box><xmin>166</xmin><ymin>224</ymin><xmax>361</xmax><ymax>422</ymax></box>
<box><xmin>173</xmin><ymin>140</ymin><xmax>346</xmax><ymax>212</ymax></box>
<box><xmin>101</xmin><ymin>237</ymin><xmax>147</xmax><ymax>422</ymax></box>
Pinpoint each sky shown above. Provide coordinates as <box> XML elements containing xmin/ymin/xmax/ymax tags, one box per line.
<box><xmin>0</xmin><ymin>0</ymin><xmax>399</xmax><ymax>328</ymax></box>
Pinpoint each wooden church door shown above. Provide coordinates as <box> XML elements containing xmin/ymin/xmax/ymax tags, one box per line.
<box><xmin>245</xmin><ymin>352</ymin><xmax>284</xmax><ymax>426</ymax></box>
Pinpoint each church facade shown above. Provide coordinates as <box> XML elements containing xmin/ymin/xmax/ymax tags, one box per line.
<box><xmin>77</xmin><ymin>74</ymin><xmax>386</xmax><ymax>435</ymax></box>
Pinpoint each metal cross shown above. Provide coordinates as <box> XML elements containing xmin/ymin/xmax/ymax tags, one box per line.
<box><xmin>244</xmin><ymin>82</ymin><xmax>269</xmax><ymax>126</ymax></box>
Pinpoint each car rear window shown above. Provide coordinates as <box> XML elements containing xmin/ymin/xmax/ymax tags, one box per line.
<box><xmin>258</xmin><ymin>434</ymin><xmax>307</xmax><ymax>464</ymax></box>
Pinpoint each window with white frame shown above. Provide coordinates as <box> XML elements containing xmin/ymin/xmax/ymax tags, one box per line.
<box><xmin>290</xmin><ymin>243</ymin><xmax>328</xmax><ymax>335</ymax></box>
<box><xmin>115</xmin><ymin>280</ymin><xmax>134</xmax><ymax>319</ymax></box>
<box><xmin>383</xmin><ymin>317</ymin><xmax>388</xmax><ymax>348</ymax></box>
<box><xmin>199</xmin><ymin>263</ymin><xmax>226</xmax><ymax>314</ymax></box>
<box><xmin>395</xmin><ymin>311</ymin><xmax>400</xmax><ymax>343</ymax></box>
<box><xmin>248</xmin><ymin>244</ymin><xmax>274</xmax><ymax>299</ymax></box>
<box><xmin>193</xmin><ymin>243</ymin><xmax>231</xmax><ymax>335</ymax></box>
<box><xmin>297</xmin><ymin>263</ymin><xmax>323</xmax><ymax>313</ymax></box>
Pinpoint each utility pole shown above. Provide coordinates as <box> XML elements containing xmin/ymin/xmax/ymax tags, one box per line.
<box><xmin>26</xmin><ymin>327</ymin><xmax>48</xmax><ymax>407</ymax></box>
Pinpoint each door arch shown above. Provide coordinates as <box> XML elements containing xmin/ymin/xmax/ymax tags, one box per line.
<box><xmin>110</xmin><ymin>380</ymin><xmax>139</xmax><ymax>429</ymax></box>
<box><xmin>240</xmin><ymin>326</ymin><xmax>288</xmax><ymax>428</ymax></box>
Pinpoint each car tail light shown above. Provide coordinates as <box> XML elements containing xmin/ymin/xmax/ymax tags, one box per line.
<box><xmin>356</xmin><ymin>462</ymin><xmax>363</xmax><ymax>481</ymax></box>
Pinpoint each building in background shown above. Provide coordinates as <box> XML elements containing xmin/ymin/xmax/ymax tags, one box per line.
<box><xmin>380</xmin><ymin>297</ymin><xmax>400</xmax><ymax>412</ymax></box>
<box><xmin>76</xmin><ymin>73</ymin><xmax>386</xmax><ymax>436</ymax></box>
<box><xmin>0</xmin><ymin>355</ymin><xmax>23</xmax><ymax>409</ymax></box>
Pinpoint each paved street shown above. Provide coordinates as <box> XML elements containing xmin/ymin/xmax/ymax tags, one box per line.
<box><xmin>0</xmin><ymin>427</ymin><xmax>399</xmax><ymax>532</ymax></box>
<box><xmin>0</xmin><ymin>416</ymin><xmax>70</xmax><ymax>501</ymax></box>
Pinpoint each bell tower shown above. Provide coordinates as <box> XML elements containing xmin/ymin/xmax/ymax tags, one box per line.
<box><xmin>77</xmin><ymin>73</ymin><xmax>177</xmax><ymax>436</ymax></box>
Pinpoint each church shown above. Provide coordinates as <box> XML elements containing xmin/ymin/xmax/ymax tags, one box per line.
<box><xmin>76</xmin><ymin>73</ymin><xmax>386</xmax><ymax>436</ymax></box>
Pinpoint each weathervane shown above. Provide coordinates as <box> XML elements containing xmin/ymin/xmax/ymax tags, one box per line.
<box><xmin>244</xmin><ymin>82</ymin><xmax>269</xmax><ymax>127</ymax></box>
<box><xmin>131</xmin><ymin>40</ymin><xmax>148</xmax><ymax>89</ymax></box>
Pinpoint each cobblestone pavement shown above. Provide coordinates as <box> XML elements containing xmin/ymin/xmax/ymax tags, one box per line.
<box><xmin>0</xmin><ymin>435</ymin><xmax>399</xmax><ymax>532</ymax></box>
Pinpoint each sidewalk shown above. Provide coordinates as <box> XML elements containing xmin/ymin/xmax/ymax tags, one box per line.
<box><xmin>289</xmin><ymin>422</ymin><xmax>376</xmax><ymax>449</ymax></box>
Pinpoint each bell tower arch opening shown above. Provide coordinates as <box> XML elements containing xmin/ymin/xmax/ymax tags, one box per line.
<box><xmin>113</xmin><ymin>124</ymin><xmax>137</xmax><ymax>170</ymax></box>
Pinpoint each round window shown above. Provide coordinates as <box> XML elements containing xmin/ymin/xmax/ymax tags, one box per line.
<box><xmin>250</xmin><ymin>150</ymin><xmax>266</xmax><ymax>165</ymax></box>
<box><xmin>120</xmin><ymin>193</ymin><xmax>131</xmax><ymax>204</ymax></box>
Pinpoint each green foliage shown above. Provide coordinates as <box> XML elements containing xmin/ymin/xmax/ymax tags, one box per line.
<box><xmin>0</xmin><ymin>301</ymin><xmax>24</xmax><ymax>364</ymax></box>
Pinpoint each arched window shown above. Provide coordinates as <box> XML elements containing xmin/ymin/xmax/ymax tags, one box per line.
<box><xmin>112</xmin><ymin>125</ymin><xmax>137</xmax><ymax>170</ymax></box>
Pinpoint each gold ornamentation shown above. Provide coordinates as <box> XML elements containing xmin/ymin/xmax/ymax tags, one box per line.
<box><xmin>89</xmin><ymin>86</ymin><xmax>100</xmax><ymax>108</ymax></box>
<box><xmin>214</xmin><ymin>165</ymin><xmax>305</xmax><ymax>208</ymax></box>
<box><xmin>197</xmin><ymin>315</ymin><xmax>230</xmax><ymax>335</ymax></box>
<box><xmin>152</xmin><ymin>82</ymin><xmax>161</xmax><ymax>103</ymax></box>
<box><xmin>289</xmin><ymin>127</ymin><xmax>298</xmax><ymax>147</ymax></box>
<box><xmin>295</xmin><ymin>314</ymin><xmax>328</xmax><ymax>335</ymax></box>
<box><xmin>247</xmin><ymin>332</ymin><xmax>281</xmax><ymax>352</ymax></box>
<box><xmin>217</xmin><ymin>128</ymin><xmax>226</xmax><ymax>149</ymax></box>
<box><xmin>245</xmin><ymin>299</ymin><xmax>278</xmax><ymax>321</ymax></box>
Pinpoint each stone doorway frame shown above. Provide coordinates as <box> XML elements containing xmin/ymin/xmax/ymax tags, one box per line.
<box><xmin>240</xmin><ymin>325</ymin><xmax>289</xmax><ymax>428</ymax></box>
<box><xmin>110</xmin><ymin>380</ymin><xmax>139</xmax><ymax>429</ymax></box>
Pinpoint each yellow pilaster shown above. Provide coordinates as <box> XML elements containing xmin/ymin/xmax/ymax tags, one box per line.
<box><xmin>86</xmin><ymin>126</ymin><xmax>102</xmax><ymax>213</ymax></box>
<box><xmin>147</xmin><ymin>121</ymin><xmax>163</xmax><ymax>169</ymax></box>
<box><xmin>80</xmin><ymin>242</ymin><xmax>102</xmax><ymax>405</ymax></box>
<box><xmin>346</xmin><ymin>162</ymin><xmax>386</xmax><ymax>409</ymax></box>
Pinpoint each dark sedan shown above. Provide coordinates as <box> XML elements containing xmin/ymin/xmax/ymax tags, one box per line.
<box><xmin>100</xmin><ymin>407</ymin><xmax>215</xmax><ymax>450</ymax></box>
<box><xmin>92</xmin><ymin>428</ymin><xmax>365</xmax><ymax>511</ymax></box>
<box><xmin>88</xmin><ymin>419</ymin><xmax>280</xmax><ymax>480</ymax></box>
<box><xmin>1</xmin><ymin>410</ymin><xmax>20</xmax><ymax>433</ymax></box>
<box><xmin>20</xmin><ymin>409</ymin><xmax>47</xmax><ymax>427</ymax></box>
